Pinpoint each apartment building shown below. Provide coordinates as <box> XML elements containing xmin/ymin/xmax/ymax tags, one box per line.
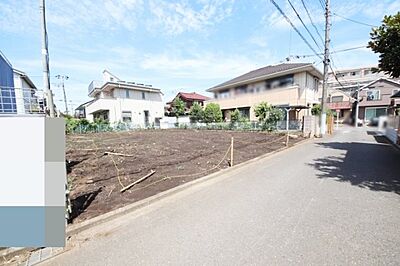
<box><xmin>206</xmin><ymin>63</ymin><xmax>323</xmax><ymax>121</ymax></box>
<box><xmin>85</xmin><ymin>70</ymin><xmax>164</xmax><ymax>127</ymax></box>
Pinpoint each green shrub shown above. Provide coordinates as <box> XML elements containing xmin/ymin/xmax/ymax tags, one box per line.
<box><xmin>189</xmin><ymin>102</ymin><xmax>204</xmax><ymax>123</ymax></box>
<box><xmin>254</xmin><ymin>102</ymin><xmax>284</xmax><ymax>132</ymax></box>
<box><xmin>203</xmin><ymin>103</ymin><xmax>223</xmax><ymax>123</ymax></box>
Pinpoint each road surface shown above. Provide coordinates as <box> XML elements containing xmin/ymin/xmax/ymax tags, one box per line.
<box><xmin>42</xmin><ymin>127</ymin><xmax>400</xmax><ymax>265</ymax></box>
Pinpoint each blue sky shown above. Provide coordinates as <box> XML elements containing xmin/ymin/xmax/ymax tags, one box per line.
<box><xmin>1</xmin><ymin>0</ymin><xmax>399</xmax><ymax>110</ymax></box>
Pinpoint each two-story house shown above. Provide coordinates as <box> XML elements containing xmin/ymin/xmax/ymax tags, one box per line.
<box><xmin>324</xmin><ymin>66</ymin><xmax>400</xmax><ymax>123</ymax></box>
<box><xmin>165</xmin><ymin>92</ymin><xmax>210</xmax><ymax>116</ymax></box>
<box><xmin>206</xmin><ymin>63</ymin><xmax>323</xmax><ymax>121</ymax></box>
<box><xmin>357</xmin><ymin>78</ymin><xmax>400</xmax><ymax>121</ymax></box>
<box><xmin>0</xmin><ymin>50</ymin><xmax>17</xmax><ymax>113</ymax></box>
<box><xmin>0</xmin><ymin>50</ymin><xmax>41</xmax><ymax>114</ymax></box>
<box><xmin>13</xmin><ymin>69</ymin><xmax>40</xmax><ymax>114</ymax></box>
<box><xmin>85</xmin><ymin>70</ymin><xmax>164</xmax><ymax>127</ymax></box>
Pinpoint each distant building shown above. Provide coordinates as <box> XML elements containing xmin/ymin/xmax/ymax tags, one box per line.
<box><xmin>206</xmin><ymin>63</ymin><xmax>323</xmax><ymax>121</ymax></box>
<box><xmin>357</xmin><ymin>78</ymin><xmax>400</xmax><ymax>121</ymax></box>
<box><xmin>85</xmin><ymin>70</ymin><xmax>164</xmax><ymax>127</ymax></box>
<box><xmin>166</xmin><ymin>92</ymin><xmax>209</xmax><ymax>116</ymax></box>
<box><xmin>324</xmin><ymin>67</ymin><xmax>400</xmax><ymax>123</ymax></box>
<box><xmin>0</xmin><ymin>51</ymin><xmax>17</xmax><ymax>113</ymax></box>
<box><xmin>74</xmin><ymin>99</ymin><xmax>94</xmax><ymax>119</ymax></box>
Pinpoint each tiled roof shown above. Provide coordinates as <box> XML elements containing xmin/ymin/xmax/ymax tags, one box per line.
<box><xmin>178</xmin><ymin>92</ymin><xmax>209</xmax><ymax>101</ymax></box>
<box><xmin>208</xmin><ymin>63</ymin><xmax>314</xmax><ymax>91</ymax></box>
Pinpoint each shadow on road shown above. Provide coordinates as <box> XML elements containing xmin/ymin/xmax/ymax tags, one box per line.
<box><xmin>309</xmin><ymin>141</ymin><xmax>400</xmax><ymax>195</ymax></box>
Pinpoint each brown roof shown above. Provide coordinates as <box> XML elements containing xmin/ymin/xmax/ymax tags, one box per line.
<box><xmin>208</xmin><ymin>63</ymin><xmax>319</xmax><ymax>92</ymax></box>
<box><xmin>178</xmin><ymin>92</ymin><xmax>209</xmax><ymax>101</ymax></box>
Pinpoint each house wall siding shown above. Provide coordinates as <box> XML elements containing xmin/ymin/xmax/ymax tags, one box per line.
<box><xmin>208</xmin><ymin>71</ymin><xmax>320</xmax><ymax>121</ymax></box>
<box><xmin>359</xmin><ymin>80</ymin><xmax>398</xmax><ymax>107</ymax></box>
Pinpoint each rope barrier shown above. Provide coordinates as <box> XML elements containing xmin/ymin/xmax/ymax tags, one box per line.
<box><xmin>71</xmin><ymin>132</ymin><xmax>298</xmax><ymax>194</ymax></box>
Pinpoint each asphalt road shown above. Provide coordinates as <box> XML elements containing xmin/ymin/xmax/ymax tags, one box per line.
<box><xmin>43</xmin><ymin>127</ymin><xmax>400</xmax><ymax>265</ymax></box>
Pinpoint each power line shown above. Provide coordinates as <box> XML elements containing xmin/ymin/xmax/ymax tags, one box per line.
<box><xmin>269</xmin><ymin>0</ymin><xmax>322</xmax><ymax>59</ymax></box>
<box><xmin>318</xmin><ymin>0</ymin><xmax>325</xmax><ymax>11</ymax></box>
<box><xmin>300</xmin><ymin>0</ymin><xmax>324</xmax><ymax>44</ymax></box>
<box><xmin>333</xmin><ymin>13</ymin><xmax>378</xmax><ymax>27</ymax></box>
<box><xmin>286</xmin><ymin>45</ymin><xmax>366</xmax><ymax>59</ymax></box>
<box><xmin>287</xmin><ymin>0</ymin><xmax>322</xmax><ymax>50</ymax></box>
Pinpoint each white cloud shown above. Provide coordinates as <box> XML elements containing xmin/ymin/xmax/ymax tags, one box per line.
<box><xmin>139</xmin><ymin>51</ymin><xmax>261</xmax><ymax>80</ymax></box>
<box><xmin>0</xmin><ymin>0</ymin><xmax>144</xmax><ymax>34</ymax></box>
<box><xmin>148</xmin><ymin>0</ymin><xmax>235</xmax><ymax>35</ymax></box>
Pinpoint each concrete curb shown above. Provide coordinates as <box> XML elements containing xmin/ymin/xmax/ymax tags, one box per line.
<box><xmin>2</xmin><ymin>136</ymin><xmax>313</xmax><ymax>265</ymax></box>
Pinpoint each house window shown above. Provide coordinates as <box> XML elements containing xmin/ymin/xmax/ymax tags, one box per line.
<box><xmin>122</xmin><ymin>111</ymin><xmax>132</xmax><ymax>122</ymax></box>
<box><xmin>366</xmin><ymin>89</ymin><xmax>380</xmax><ymax>101</ymax></box>
<box><xmin>365</xmin><ymin>107</ymin><xmax>386</xmax><ymax>121</ymax></box>
<box><xmin>125</xmin><ymin>89</ymin><xmax>130</xmax><ymax>98</ymax></box>
<box><xmin>218</xmin><ymin>89</ymin><xmax>230</xmax><ymax>99</ymax></box>
<box><xmin>142</xmin><ymin>92</ymin><xmax>146</xmax><ymax>100</ymax></box>
<box><xmin>331</xmin><ymin>96</ymin><xmax>343</xmax><ymax>103</ymax></box>
<box><xmin>110</xmin><ymin>77</ymin><xmax>114</xmax><ymax>81</ymax></box>
<box><xmin>350</xmin><ymin>71</ymin><xmax>360</xmax><ymax>76</ymax></box>
<box><xmin>235</xmin><ymin>85</ymin><xmax>247</xmax><ymax>95</ymax></box>
<box><xmin>364</xmin><ymin>69</ymin><xmax>371</xmax><ymax>75</ymax></box>
<box><xmin>265</xmin><ymin>74</ymin><xmax>294</xmax><ymax>89</ymax></box>
<box><xmin>336</xmin><ymin>72</ymin><xmax>347</xmax><ymax>78</ymax></box>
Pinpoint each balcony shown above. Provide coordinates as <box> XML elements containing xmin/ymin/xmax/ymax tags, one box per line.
<box><xmin>207</xmin><ymin>85</ymin><xmax>301</xmax><ymax>109</ymax></box>
<box><xmin>88</xmin><ymin>80</ymin><xmax>103</xmax><ymax>96</ymax></box>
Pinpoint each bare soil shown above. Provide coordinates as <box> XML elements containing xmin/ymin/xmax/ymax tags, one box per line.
<box><xmin>66</xmin><ymin>129</ymin><xmax>304</xmax><ymax>223</ymax></box>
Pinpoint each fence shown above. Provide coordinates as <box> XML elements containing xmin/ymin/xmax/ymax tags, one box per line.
<box><xmin>384</xmin><ymin>115</ymin><xmax>400</xmax><ymax>145</ymax></box>
<box><xmin>68</xmin><ymin>119</ymin><xmax>304</xmax><ymax>134</ymax></box>
<box><xmin>0</xmin><ymin>87</ymin><xmax>46</xmax><ymax>115</ymax></box>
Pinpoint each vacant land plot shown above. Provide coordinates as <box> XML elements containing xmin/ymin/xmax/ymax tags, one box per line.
<box><xmin>66</xmin><ymin>129</ymin><xmax>304</xmax><ymax>223</ymax></box>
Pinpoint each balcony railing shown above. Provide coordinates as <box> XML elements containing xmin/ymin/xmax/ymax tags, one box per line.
<box><xmin>88</xmin><ymin>80</ymin><xmax>103</xmax><ymax>95</ymax></box>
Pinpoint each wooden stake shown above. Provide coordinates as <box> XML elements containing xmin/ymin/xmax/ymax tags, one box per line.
<box><xmin>105</xmin><ymin>151</ymin><xmax>135</xmax><ymax>157</ymax></box>
<box><xmin>120</xmin><ymin>170</ymin><xmax>156</xmax><ymax>193</ymax></box>
<box><xmin>230</xmin><ymin>137</ymin><xmax>234</xmax><ymax>167</ymax></box>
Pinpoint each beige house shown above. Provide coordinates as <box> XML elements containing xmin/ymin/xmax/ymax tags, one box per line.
<box><xmin>206</xmin><ymin>63</ymin><xmax>323</xmax><ymax>121</ymax></box>
<box><xmin>85</xmin><ymin>70</ymin><xmax>164</xmax><ymax>127</ymax></box>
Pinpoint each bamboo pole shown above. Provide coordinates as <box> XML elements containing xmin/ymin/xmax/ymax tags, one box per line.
<box><xmin>230</xmin><ymin>137</ymin><xmax>234</xmax><ymax>167</ymax></box>
<box><xmin>120</xmin><ymin>170</ymin><xmax>155</xmax><ymax>193</ymax></box>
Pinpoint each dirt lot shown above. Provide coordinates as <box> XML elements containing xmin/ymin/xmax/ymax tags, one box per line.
<box><xmin>66</xmin><ymin>129</ymin><xmax>304</xmax><ymax>223</ymax></box>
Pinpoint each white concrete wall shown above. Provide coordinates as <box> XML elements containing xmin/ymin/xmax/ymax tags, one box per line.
<box><xmin>86</xmin><ymin>97</ymin><xmax>164</xmax><ymax>126</ymax></box>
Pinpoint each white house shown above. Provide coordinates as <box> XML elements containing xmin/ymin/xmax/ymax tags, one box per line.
<box><xmin>13</xmin><ymin>69</ymin><xmax>40</xmax><ymax>114</ymax></box>
<box><xmin>85</xmin><ymin>70</ymin><xmax>164</xmax><ymax>127</ymax></box>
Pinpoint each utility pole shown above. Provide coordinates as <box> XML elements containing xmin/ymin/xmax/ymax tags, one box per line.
<box><xmin>354</xmin><ymin>83</ymin><xmax>360</xmax><ymax>127</ymax></box>
<box><xmin>319</xmin><ymin>0</ymin><xmax>330</xmax><ymax>136</ymax></box>
<box><xmin>40</xmin><ymin>0</ymin><xmax>55</xmax><ymax>117</ymax></box>
<box><xmin>55</xmin><ymin>75</ymin><xmax>69</xmax><ymax>115</ymax></box>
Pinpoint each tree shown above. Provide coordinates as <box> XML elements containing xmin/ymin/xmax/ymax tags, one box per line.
<box><xmin>311</xmin><ymin>104</ymin><xmax>321</xmax><ymax>116</ymax></box>
<box><xmin>189</xmin><ymin>102</ymin><xmax>204</xmax><ymax>123</ymax></box>
<box><xmin>311</xmin><ymin>104</ymin><xmax>335</xmax><ymax>117</ymax></box>
<box><xmin>229</xmin><ymin>109</ymin><xmax>241</xmax><ymax>123</ymax></box>
<box><xmin>172</xmin><ymin>98</ymin><xmax>185</xmax><ymax>123</ymax></box>
<box><xmin>203</xmin><ymin>103</ymin><xmax>223</xmax><ymax>123</ymax></box>
<box><xmin>254</xmin><ymin>102</ymin><xmax>271</xmax><ymax>122</ymax></box>
<box><xmin>254</xmin><ymin>102</ymin><xmax>283</xmax><ymax>131</ymax></box>
<box><xmin>368</xmin><ymin>12</ymin><xmax>400</xmax><ymax>78</ymax></box>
